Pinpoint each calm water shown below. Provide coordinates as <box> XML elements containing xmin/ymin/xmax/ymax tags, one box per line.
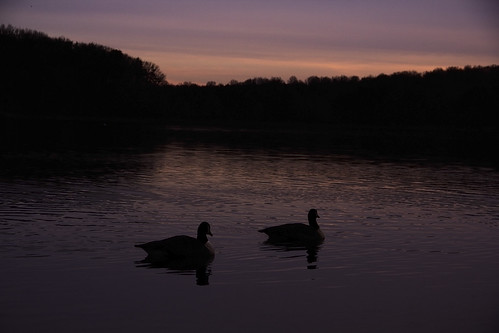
<box><xmin>1</xmin><ymin>136</ymin><xmax>499</xmax><ymax>332</ymax></box>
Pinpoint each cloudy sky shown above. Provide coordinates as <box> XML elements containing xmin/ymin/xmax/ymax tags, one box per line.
<box><xmin>2</xmin><ymin>0</ymin><xmax>498</xmax><ymax>84</ymax></box>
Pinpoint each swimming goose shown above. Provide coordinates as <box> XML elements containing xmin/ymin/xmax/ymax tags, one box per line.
<box><xmin>259</xmin><ymin>209</ymin><xmax>324</xmax><ymax>243</ymax></box>
<box><xmin>135</xmin><ymin>222</ymin><xmax>215</xmax><ymax>261</ymax></box>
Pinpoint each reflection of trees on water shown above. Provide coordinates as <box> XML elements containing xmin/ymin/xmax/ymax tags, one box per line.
<box><xmin>261</xmin><ymin>239</ymin><xmax>323</xmax><ymax>270</ymax></box>
<box><xmin>135</xmin><ymin>256</ymin><xmax>213</xmax><ymax>286</ymax></box>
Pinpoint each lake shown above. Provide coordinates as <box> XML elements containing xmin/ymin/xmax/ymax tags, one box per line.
<box><xmin>1</xmin><ymin>129</ymin><xmax>498</xmax><ymax>333</ymax></box>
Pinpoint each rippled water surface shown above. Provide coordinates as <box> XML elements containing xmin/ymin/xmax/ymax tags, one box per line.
<box><xmin>1</xmin><ymin>138</ymin><xmax>499</xmax><ymax>332</ymax></box>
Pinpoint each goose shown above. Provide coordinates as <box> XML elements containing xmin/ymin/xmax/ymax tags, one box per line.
<box><xmin>259</xmin><ymin>209</ymin><xmax>324</xmax><ymax>243</ymax></box>
<box><xmin>135</xmin><ymin>222</ymin><xmax>214</xmax><ymax>262</ymax></box>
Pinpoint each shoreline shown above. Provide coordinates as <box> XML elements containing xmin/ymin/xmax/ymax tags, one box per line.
<box><xmin>1</xmin><ymin>114</ymin><xmax>497</xmax><ymax>166</ymax></box>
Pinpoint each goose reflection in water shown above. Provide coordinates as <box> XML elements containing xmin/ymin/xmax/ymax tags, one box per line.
<box><xmin>136</xmin><ymin>256</ymin><xmax>214</xmax><ymax>286</ymax></box>
<box><xmin>261</xmin><ymin>239</ymin><xmax>323</xmax><ymax>270</ymax></box>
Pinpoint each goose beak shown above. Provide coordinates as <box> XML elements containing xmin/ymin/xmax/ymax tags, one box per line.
<box><xmin>208</xmin><ymin>231</ymin><xmax>213</xmax><ymax>236</ymax></box>
<box><xmin>317</xmin><ymin>213</ymin><xmax>320</xmax><ymax>218</ymax></box>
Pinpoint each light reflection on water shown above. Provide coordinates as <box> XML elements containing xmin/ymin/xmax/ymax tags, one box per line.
<box><xmin>1</xmin><ymin>141</ymin><xmax>499</xmax><ymax>332</ymax></box>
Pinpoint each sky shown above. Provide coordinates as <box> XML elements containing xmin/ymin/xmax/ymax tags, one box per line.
<box><xmin>1</xmin><ymin>0</ymin><xmax>498</xmax><ymax>84</ymax></box>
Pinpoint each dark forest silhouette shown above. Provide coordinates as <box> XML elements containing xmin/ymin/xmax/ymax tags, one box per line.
<box><xmin>1</xmin><ymin>25</ymin><xmax>498</xmax><ymax>159</ymax></box>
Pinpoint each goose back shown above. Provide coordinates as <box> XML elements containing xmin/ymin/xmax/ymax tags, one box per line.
<box><xmin>259</xmin><ymin>209</ymin><xmax>324</xmax><ymax>243</ymax></box>
<box><xmin>135</xmin><ymin>222</ymin><xmax>214</xmax><ymax>261</ymax></box>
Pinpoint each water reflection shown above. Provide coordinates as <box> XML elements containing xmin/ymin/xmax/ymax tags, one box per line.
<box><xmin>261</xmin><ymin>239</ymin><xmax>323</xmax><ymax>270</ymax></box>
<box><xmin>2</xmin><ymin>131</ymin><xmax>499</xmax><ymax>332</ymax></box>
<box><xmin>135</xmin><ymin>256</ymin><xmax>214</xmax><ymax>286</ymax></box>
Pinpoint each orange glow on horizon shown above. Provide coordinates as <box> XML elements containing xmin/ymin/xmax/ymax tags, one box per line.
<box><xmin>133</xmin><ymin>49</ymin><xmax>498</xmax><ymax>85</ymax></box>
<box><xmin>5</xmin><ymin>0</ymin><xmax>497</xmax><ymax>85</ymax></box>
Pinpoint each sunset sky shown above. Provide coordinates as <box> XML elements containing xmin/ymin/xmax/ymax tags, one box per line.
<box><xmin>2</xmin><ymin>0</ymin><xmax>498</xmax><ymax>84</ymax></box>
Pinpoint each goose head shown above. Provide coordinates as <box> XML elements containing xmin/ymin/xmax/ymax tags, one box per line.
<box><xmin>308</xmin><ymin>209</ymin><xmax>320</xmax><ymax>229</ymax></box>
<box><xmin>197</xmin><ymin>222</ymin><xmax>213</xmax><ymax>243</ymax></box>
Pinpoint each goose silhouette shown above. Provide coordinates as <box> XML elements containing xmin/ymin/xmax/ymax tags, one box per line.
<box><xmin>135</xmin><ymin>222</ymin><xmax>214</xmax><ymax>262</ymax></box>
<box><xmin>259</xmin><ymin>209</ymin><xmax>324</xmax><ymax>243</ymax></box>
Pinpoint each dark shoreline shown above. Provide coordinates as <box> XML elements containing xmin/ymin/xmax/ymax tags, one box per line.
<box><xmin>2</xmin><ymin>115</ymin><xmax>497</xmax><ymax>167</ymax></box>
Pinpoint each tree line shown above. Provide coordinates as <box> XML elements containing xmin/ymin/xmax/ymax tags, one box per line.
<box><xmin>1</xmin><ymin>25</ymin><xmax>166</xmax><ymax>118</ymax></box>
<box><xmin>1</xmin><ymin>25</ymin><xmax>498</xmax><ymax>132</ymax></box>
<box><xmin>164</xmin><ymin>66</ymin><xmax>499</xmax><ymax>129</ymax></box>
